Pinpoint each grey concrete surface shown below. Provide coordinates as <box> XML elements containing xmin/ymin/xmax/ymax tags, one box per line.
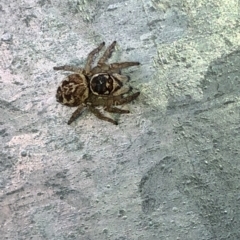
<box><xmin>1</xmin><ymin>0</ymin><xmax>240</xmax><ymax>239</ymax></box>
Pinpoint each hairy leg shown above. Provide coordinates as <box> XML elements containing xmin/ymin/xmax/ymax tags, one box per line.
<box><xmin>112</xmin><ymin>85</ymin><xmax>132</xmax><ymax>96</ymax></box>
<box><xmin>111</xmin><ymin>73</ymin><xmax>131</xmax><ymax>95</ymax></box>
<box><xmin>91</xmin><ymin>60</ymin><xmax>139</xmax><ymax>77</ymax></box>
<box><xmin>88</xmin><ymin>105</ymin><xmax>118</xmax><ymax>125</ymax></box>
<box><xmin>112</xmin><ymin>73</ymin><xmax>129</xmax><ymax>83</ymax></box>
<box><xmin>85</xmin><ymin>42</ymin><xmax>105</xmax><ymax>73</ymax></box>
<box><xmin>105</xmin><ymin>106</ymin><xmax>130</xmax><ymax>114</ymax></box>
<box><xmin>98</xmin><ymin>41</ymin><xmax>117</xmax><ymax>64</ymax></box>
<box><xmin>53</xmin><ymin>65</ymin><xmax>83</xmax><ymax>73</ymax></box>
<box><xmin>114</xmin><ymin>92</ymin><xmax>140</xmax><ymax>105</ymax></box>
<box><xmin>68</xmin><ymin>105</ymin><xmax>86</xmax><ymax>125</ymax></box>
<box><xmin>108</xmin><ymin>62</ymin><xmax>140</xmax><ymax>72</ymax></box>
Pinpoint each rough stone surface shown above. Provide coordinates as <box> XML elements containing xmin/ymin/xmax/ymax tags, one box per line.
<box><xmin>1</xmin><ymin>0</ymin><xmax>240</xmax><ymax>239</ymax></box>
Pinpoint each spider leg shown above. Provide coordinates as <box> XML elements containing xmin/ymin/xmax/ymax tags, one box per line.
<box><xmin>112</xmin><ymin>73</ymin><xmax>129</xmax><ymax>83</ymax></box>
<box><xmin>53</xmin><ymin>65</ymin><xmax>83</xmax><ymax>73</ymax></box>
<box><xmin>85</xmin><ymin>42</ymin><xmax>105</xmax><ymax>73</ymax></box>
<box><xmin>105</xmin><ymin>106</ymin><xmax>130</xmax><ymax>114</ymax></box>
<box><xmin>68</xmin><ymin>105</ymin><xmax>86</xmax><ymax>125</ymax></box>
<box><xmin>88</xmin><ymin>105</ymin><xmax>118</xmax><ymax>125</ymax></box>
<box><xmin>98</xmin><ymin>41</ymin><xmax>117</xmax><ymax>64</ymax></box>
<box><xmin>108</xmin><ymin>62</ymin><xmax>140</xmax><ymax>72</ymax></box>
<box><xmin>112</xmin><ymin>85</ymin><xmax>132</xmax><ymax>96</ymax></box>
<box><xmin>114</xmin><ymin>92</ymin><xmax>140</xmax><ymax>105</ymax></box>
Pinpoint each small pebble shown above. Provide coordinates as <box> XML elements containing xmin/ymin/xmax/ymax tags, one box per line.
<box><xmin>21</xmin><ymin>150</ymin><xmax>27</xmax><ymax>157</ymax></box>
<box><xmin>1</xmin><ymin>32</ymin><xmax>12</xmax><ymax>41</ymax></box>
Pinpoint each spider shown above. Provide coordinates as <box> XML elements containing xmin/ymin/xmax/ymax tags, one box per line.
<box><xmin>54</xmin><ymin>41</ymin><xmax>140</xmax><ymax>125</ymax></box>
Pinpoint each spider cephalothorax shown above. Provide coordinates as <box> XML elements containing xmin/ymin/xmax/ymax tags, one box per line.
<box><xmin>54</xmin><ymin>41</ymin><xmax>140</xmax><ymax>125</ymax></box>
<box><xmin>90</xmin><ymin>73</ymin><xmax>130</xmax><ymax>96</ymax></box>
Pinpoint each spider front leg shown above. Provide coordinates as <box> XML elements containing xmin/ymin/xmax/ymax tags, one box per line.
<box><xmin>105</xmin><ymin>106</ymin><xmax>130</xmax><ymax>114</ymax></box>
<box><xmin>85</xmin><ymin>42</ymin><xmax>105</xmax><ymax>73</ymax></box>
<box><xmin>112</xmin><ymin>85</ymin><xmax>132</xmax><ymax>96</ymax></box>
<box><xmin>114</xmin><ymin>92</ymin><xmax>140</xmax><ymax>105</ymax></box>
<box><xmin>88</xmin><ymin>105</ymin><xmax>118</xmax><ymax>125</ymax></box>
<box><xmin>98</xmin><ymin>41</ymin><xmax>117</xmax><ymax>64</ymax></box>
<box><xmin>53</xmin><ymin>65</ymin><xmax>83</xmax><ymax>73</ymax></box>
<box><xmin>108</xmin><ymin>62</ymin><xmax>140</xmax><ymax>73</ymax></box>
<box><xmin>68</xmin><ymin>105</ymin><xmax>86</xmax><ymax>125</ymax></box>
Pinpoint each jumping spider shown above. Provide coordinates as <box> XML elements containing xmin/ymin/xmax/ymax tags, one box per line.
<box><xmin>54</xmin><ymin>41</ymin><xmax>140</xmax><ymax>125</ymax></box>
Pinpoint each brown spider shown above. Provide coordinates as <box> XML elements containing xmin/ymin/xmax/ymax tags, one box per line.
<box><xmin>54</xmin><ymin>41</ymin><xmax>140</xmax><ymax>125</ymax></box>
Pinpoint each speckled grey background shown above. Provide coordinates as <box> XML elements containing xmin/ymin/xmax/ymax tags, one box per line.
<box><xmin>1</xmin><ymin>0</ymin><xmax>240</xmax><ymax>239</ymax></box>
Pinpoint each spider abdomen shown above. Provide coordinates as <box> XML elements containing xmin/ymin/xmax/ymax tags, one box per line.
<box><xmin>56</xmin><ymin>73</ymin><xmax>89</xmax><ymax>107</ymax></box>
